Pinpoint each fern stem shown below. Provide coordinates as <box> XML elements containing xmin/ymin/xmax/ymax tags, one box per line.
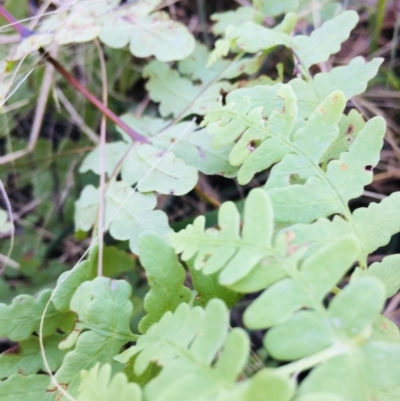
<box><xmin>277</xmin><ymin>344</ymin><xmax>346</xmax><ymax>376</ymax></box>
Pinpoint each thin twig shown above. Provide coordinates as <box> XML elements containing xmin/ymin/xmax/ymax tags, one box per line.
<box><xmin>95</xmin><ymin>39</ymin><xmax>107</xmax><ymax>277</ymax></box>
<box><xmin>0</xmin><ymin>52</ymin><xmax>54</xmax><ymax>164</ymax></box>
<box><xmin>39</xmin><ymin>49</ymin><xmax>148</xmax><ymax>144</ymax></box>
<box><xmin>56</xmin><ymin>88</ymin><xmax>100</xmax><ymax>144</ymax></box>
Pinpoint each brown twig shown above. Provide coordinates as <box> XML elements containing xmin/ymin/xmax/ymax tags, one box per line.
<box><xmin>0</xmin><ymin>5</ymin><xmax>149</xmax><ymax>145</ymax></box>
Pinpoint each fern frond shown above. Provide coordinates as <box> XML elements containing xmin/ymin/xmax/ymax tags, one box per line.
<box><xmin>171</xmin><ymin>188</ymin><xmax>278</xmax><ymax>287</ymax></box>
<box><xmin>138</xmin><ymin>232</ymin><xmax>192</xmax><ymax>334</ymax></box>
<box><xmin>77</xmin><ymin>363</ymin><xmax>141</xmax><ymax>401</ymax></box>
<box><xmin>0</xmin><ymin>334</ymin><xmax>66</xmax><ymax>379</ymax></box>
<box><xmin>52</xmin><ymin>277</ymin><xmax>137</xmax><ymax>396</ymax></box>
<box><xmin>74</xmin><ymin>182</ymin><xmax>171</xmax><ymax>253</ymax></box>
<box><xmin>289</xmin><ymin>191</ymin><xmax>400</xmax><ymax>264</ymax></box>
<box><xmin>0</xmin><ymin>290</ymin><xmax>72</xmax><ymax>341</ymax></box>
<box><xmin>116</xmin><ymin>300</ymin><xmax>250</xmax><ymax>401</ymax></box>
<box><xmin>11</xmin><ymin>0</ymin><xmax>195</xmax><ymax>62</ymax></box>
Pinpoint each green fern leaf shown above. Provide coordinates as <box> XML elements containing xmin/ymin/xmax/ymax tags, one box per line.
<box><xmin>117</xmin><ymin>300</ymin><xmax>250</xmax><ymax>401</ymax></box>
<box><xmin>0</xmin><ymin>334</ymin><xmax>66</xmax><ymax>379</ymax></box>
<box><xmin>268</xmin><ymin>116</ymin><xmax>385</xmax><ymax>224</ymax></box>
<box><xmin>203</xmin><ymin>87</ymin><xmax>346</xmax><ymax>187</ymax></box>
<box><xmin>52</xmin><ymin>246</ymin><xmax>134</xmax><ymax>312</ymax></box>
<box><xmin>121</xmin><ymin>144</ymin><xmax>198</xmax><ymax>195</ymax></box>
<box><xmin>254</xmin><ymin>0</ymin><xmax>299</xmax><ymax>17</ymax></box>
<box><xmin>152</xmin><ymin>124</ymin><xmax>238</xmax><ymax>178</ymax></box>
<box><xmin>138</xmin><ymin>232</ymin><xmax>192</xmax><ymax>334</ymax></box>
<box><xmin>321</xmin><ymin>109</ymin><xmax>365</xmax><ymax>162</ymax></box>
<box><xmin>144</xmin><ymin>60</ymin><xmax>232</xmax><ymax>119</ymax></box>
<box><xmin>353</xmin><ymin>254</ymin><xmax>400</xmax><ymax>298</ymax></box>
<box><xmin>244</xmin><ymin>237</ymin><xmax>358</xmax><ymax>329</ymax></box>
<box><xmin>77</xmin><ymin>363</ymin><xmax>141</xmax><ymax>401</ymax></box>
<box><xmin>243</xmin><ymin>369</ymin><xmax>295</xmax><ymax>401</ymax></box>
<box><xmin>11</xmin><ymin>1</ymin><xmax>195</xmax><ymax>62</ymax></box>
<box><xmin>299</xmin><ymin>340</ymin><xmax>400</xmax><ymax>401</ymax></box>
<box><xmin>178</xmin><ymin>43</ymin><xmax>263</xmax><ymax>84</ymax></box>
<box><xmin>218</xmin><ymin>10</ymin><xmax>356</xmax><ymax>70</ymax></box>
<box><xmin>227</xmin><ymin>22</ymin><xmax>292</xmax><ymax>53</ymax></box>
<box><xmin>52</xmin><ymin>277</ymin><xmax>136</xmax><ymax>397</ymax></box>
<box><xmin>73</xmin><ymin>185</ymin><xmax>99</xmax><ymax>233</ymax></box>
<box><xmin>52</xmin><ymin>247</ymin><xmax>98</xmax><ymax>312</ymax></box>
<box><xmin>80</xmin><ymin>142</ymin><xmax>198</xmax><ymax>196</ymax></box>
<box><xmin>292</xmin><ymin>11</ymin><xmax>358</xmax><ymax>69</ymax></box>
<box><xmin>290</xmin><ymin>57</ymin><xmax>383</xmax><ymax>118</ymax></box>
<box><xmin>210</xmin><ymin>7</ymin><xmax>263</xmax><ymax>36</ymax></box>
<box><xmin>0</xmin><ymin>290</ymin><xmax>73</xmax><ymax>341</ymax></box>
<box><xmin>367</xmin><ymin>387</ymin><xmax>400</xmax><ymax>401</ymax></box>
<box><xmin>372</xmin><ymin>315</ymin><xmax>400</xmax><ymax>344</ymax></box>
<box><xmin>117</xmin><ymin>299</ymin><xmax>229</xmax><ymax>373</ymax></box>
<box><xmin>74</xmin><ymin>182</ymin><xmax>171</xmax><ymax>253</ymax></box>
<box><xmin>85</xmin><ymin>117</ymin><xmax>237</xmax><ymax>178</ymax></box>
<box><xmin>352</xmin><ymin>192</ymin><xmax>400</xmax><ymax>256</ymax></box>
<box><xmin>171</xmin><ymin>188</ymin><xmax>277</xmax><ymax>286</ymax></box>
<box><xmin>289</xmin><ymin>191</ymin><xmax>400</xmax><ymax>263</ymax></box>
<box><xmin>224</xmin><ymin>84</ymin><xmax>283</xmax><ymax>118</ymax></box>
<box><xmin>0</xmin><ymin>374</ymin><xmax>53</xmax><ymax>401</ymax></box>
<box><xmin>100</xmin><ymin>8</ymin><xmax>195</xmax><ymax>62</ymax></box>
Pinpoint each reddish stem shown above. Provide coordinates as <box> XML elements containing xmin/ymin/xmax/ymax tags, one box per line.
<box><xmin>0</xmin><ymin>6</ymin><xmax>32</xmax><ymax>37</ymax></box>
<box><xmin>0</xmin><ymin>5</ymin><xmax>148</xmax><ymax>144</ymax></box>
<box><xmin>40</xmin><ymin>50</ymin><xmax>148</xmax><ymax>143</ymax></box>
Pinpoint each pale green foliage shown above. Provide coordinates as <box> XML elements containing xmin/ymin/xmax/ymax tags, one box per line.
<box><xmin>80</xmin><ymin>142</ymin><xmax>198</xmax><ymax>196</ymax></box>
<box><xmin>299</xmin><ymin>340</ymin><xmax>400</xmax><ymax>401</ymax></box>
<box><xmin>291</xmin><ymin>57</ymin><xmax>383</xmax><ymax>118</ymax></box>
<box><xmin>10</xmin><ymin>0</ymin><xmax>195</xmax><ymax>62</ymax></box>
<box><xmin>138</xmin><ymin>232</ymin><xmax>192</xmax><ymax>333</ymax></box>
<box><xmin>178</xmin><ymin>43</ymin><xmax>263</xmax><ymax>84</ymax></box>
<box><xmin>52</xmin><ymin>277</ymin><xmax>136</xmax><ymax>397</ymax></box>
<box><xmin>117</xmin><ymin>117</ymin><xmax>237</xmax><ymax>177</ymax></box>
<box><xmin>215</xmin><ymin>10</ymin><xmax>357</xmax><ymax>69</ymax></box>
<box><xmin>144</xmin><ymin>60</ymin><xmax>232</xmax><ymax>119</ymax></box>
<box><xmin>243</xmin><ymin>237</ymin><xmax>359</xmax><ymax>329</ymax></box>
<box><xmin>292</xmin><ymin>11</ymin><xmax>358</xmax><ymax>69</ymax></box>
<box><xmin>2</xmin><ymin>2</ymin><xmax>400</xmax><ymax>401</ymax></box>
<box><xmin>0</xmin><ymin>334</ymin><xmax>65</xmax><ymax>378</ymax></box>
<box><xmin>254</xmin><ymin>0</ymin><xmax>298</xmax><ymax>17</ymax></box>
<box><xmin>74</xmin><ymin>181</ymin><xmax>171</xmax><ymax>253</ymax></box>
<box><xmin>80</xmin><ymin>142</ymin><xmax>177</xmax><ymax>193</ymax></box>
<box><xmin>53</xmin><ymin>245</ymin><xmax>135</xmax><ymax>311</ymax></box>
<box><xmin>0</xmin><ymin>374</ymin><xmax>53</xmax><ymax>401</ymax></box>
<box><xmin>116</xmin><ymin>300</ymin><xmax>250</xmax><ymax>401</ymax></box>
<box><xmin>99</xmin><ymin>2</ymin><xmax>195</xmax><ymax>61</ymax></box>
<box><xmin>77</xmin><ymin>363</ymin><xmax>141</xmax><ymax>401</ymax></box>
<box><xmin>203</xmin><ymin>81</ymin><xmax>386</xmax><ymax>225</ymax></box>
<box><xmin>244</xmin><ymin>369</ymin><xmax>294</xmax><ymax>401</ymax></box>
<box><xmin>0</xmin><ymin>290</ymin><xmax>72</xmax><ymax>341</ymax></box>
<box><xmin>289</xmin><ymin>191</ymin><xmax>400</xmax><ymax>263</ymax></box>
<box><xmin>353</xmin><ymin>254</ymin><xmax>400</xmax><ymax>298</ymax></box>
<box><xmin>151</xmin><ymin>124</ymin><xmax>238</xmax><ymax>178</ymax></box>
<box><xmin>210</xmin><ymin>7</ymin><xmax>263</xmax><ymax>36</ymax></box>
<box><xmin>171</xmin><ymin>189</ymin><xmax>281</xmax><ymax>287</ymax></box>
